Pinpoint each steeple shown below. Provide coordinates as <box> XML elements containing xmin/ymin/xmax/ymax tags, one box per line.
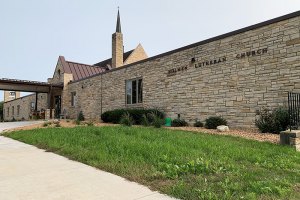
<box><xmin>112</xmin><ymin>8</ymin><xmax>124</xmax><ymax>68</ymax></box>
<box><xmin>116</xmin><ymin>8</ymin><xmax>121</xmax><ymax>33</ymax></box>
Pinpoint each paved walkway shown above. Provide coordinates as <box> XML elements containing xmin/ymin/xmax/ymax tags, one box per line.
<box><xmin>0</xmin><ymin>123</ymin><xmax>177</xmax><ymax>200</ymax></box>
<box><xmin>0</xmin><ymin>121</ymin><xmax>42</xmax><ymax>132</ymax></box>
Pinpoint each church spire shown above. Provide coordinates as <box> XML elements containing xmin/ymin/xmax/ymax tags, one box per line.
<box><xmin>116</xmin><ymin>8</ymin><xmax>121</xmax><ymax>33</ymax></box>
<box><xmin>112</xmin><ymin>8</ymin><xmax>123</xmax><ymax>68</ymax></box>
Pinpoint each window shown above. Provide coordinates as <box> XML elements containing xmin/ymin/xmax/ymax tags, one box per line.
<box><xmin>17</xmin><ymin>105</ymin><xmax>20</xmax><ymax>116</ymax></box>
<box><xmin>58</xmin><ymin>69</ymin><xmax>61</xmax><ymax>79</ymax></box>
<box><xmin>9</xmin><ymin>92</ymin><xmax>16</xmax><ymax>98</ymax></box>
<box><xmin>31</xmin><ymin>102</ymin><xmax>35</xmax><ymax>110</ymax></box>
<box><xmin>12</xmin><ymin>106</ymin><xmax>14</xmax><ymax>116</ymax></box>
<box><xmin>126</xmin><ymin>78</ymin><xmax>143</xmax><ymax>104</ymax></box>
<box><xmin>71</xmin><ymin>92</ymin><xmax>76</xmax><ymax>106</ymax></box>
<box><xmin>7</xmin><ymin>107</ymin><xmax>9</xmax><ymax>116</ymax></box>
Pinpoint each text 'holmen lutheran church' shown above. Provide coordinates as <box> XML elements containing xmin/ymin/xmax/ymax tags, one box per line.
<box><xmin>2</xmin><ymin>10</ymin><xmax>300</xmax><ymax>128</ymax></box>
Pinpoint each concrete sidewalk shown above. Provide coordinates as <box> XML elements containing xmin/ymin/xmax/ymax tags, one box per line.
<box><xmin>0</xmin><ymin>121</ymin><xmax>43</xmax><ymax>132</ymax></box>
<box><xmin>0</xmin><ymin>136</ymin><xmax>177</xmax><ymax>200</ymax></box>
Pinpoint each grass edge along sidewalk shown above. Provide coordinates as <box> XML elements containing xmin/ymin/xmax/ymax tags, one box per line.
<box><xmin>4</xmin><ymin>126</ymin><xmax>300</xmax><ymax>200</ymax></box>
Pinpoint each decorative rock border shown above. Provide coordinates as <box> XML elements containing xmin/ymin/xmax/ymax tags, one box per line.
<box><xmin>280</xmin><ymin>130</ymin><xmax>300</xmax><ymax>151</ymax></box>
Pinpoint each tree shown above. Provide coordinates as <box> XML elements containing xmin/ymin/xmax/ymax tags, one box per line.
<box><xmin>0</xmin><ymin>101</ymin><xmax>3</xmax><ymax>121</ymax></box>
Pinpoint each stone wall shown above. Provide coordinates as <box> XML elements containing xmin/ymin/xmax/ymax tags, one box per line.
<box><xmin>3</xmin><ymin>93</ymin><xmax>48</xmax><ymax>121</ymax></box>
<box><xmin>4</xmin><ymin>91</ymin><xmax>20</xmax><ymax>102</ymax></box>
<box><xmin>112</xmin><ymin>32</ymin><xmax>123</xmax><ymax>68</ymax></box>
<box><xmin>63</xmin><ymin>14</ymin><xmax>300</xmax><ymax>128</ymax></box>
<box><xmin>124</xmin><ymin>44</ymin><xmax>148</xmax><ymax>65</ymax></box>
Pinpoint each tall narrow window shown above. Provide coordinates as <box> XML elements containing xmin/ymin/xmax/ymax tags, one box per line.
<box><xmin>126</xmin><ymin>81</ymin><xmax>132</xmax><ymax>104</ymax></box>
<box><xmin>7</xmin><ymin>107</ymin><xmax>9</xmax><ymax>116</ymax></box>
<box><xmin>17</xmin><ymin>105</ymin><xmax>20</xmax><ymax>116</ymax></box>
<box><xmin>126</xmin><ymin>78</ymin><xmax>143</xmax><ymax>104</ymax></box>
<box><xmin>71</xmin><ymin>92</ymin><xmax>76</xmax><ymax>107</ymax></box>
<box><xmin>31</xmin><ymin>102</ymin><xmax>35</xmax><ymax>111</ymax></box>
<box><xmin>12</xmin><ymin>106</ymin><xmax>14</xmax><ymax>116</ymax></box>
<box><xmin>138</xmin><ymin>79</ymin><xmax>143</xmax><ymax>103</ymax></box>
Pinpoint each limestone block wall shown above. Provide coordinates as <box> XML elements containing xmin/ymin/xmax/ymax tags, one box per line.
<box><xmin>62</xmin><ymin>78</ymin><xmax>102</xmax><ymax>120</ymax></box>
<box><xmin>3</xmin><ymin>93</ymin><xmax>48</xmax><ymax>121</ymax></box>
<box><xmin>63</xmin><ymin>13</ymin><xmax>300</xmax><ymax>128</ymax></box>
<box><xmin>112</xmin><ymin>32</ymin><xmax>124</xmax><ymax>68</ymax></box>
<box><xmin>124</xmin><ymin>44</ymin><xmax>148</xmax><ymax>65</ymax></box>
<box><xmin>48</xmin><ymin>58</ymin><xmax>64</xmax><ymax>84</ymax></box>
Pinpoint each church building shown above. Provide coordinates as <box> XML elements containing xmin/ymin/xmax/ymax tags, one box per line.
<box><xmin>2</xmin><ymin>10</ymin><xmax>300</xmax><ymax>128</ymax></box>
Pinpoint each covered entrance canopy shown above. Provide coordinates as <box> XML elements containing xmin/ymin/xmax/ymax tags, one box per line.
<box><xmin>0</xmin><ymin>78</ymin><xmax>63</xmax><ymax>119</ymax></box>
<box><xmin>0</xmin><ymin>78</ymin><xmax>63</xmax><ymax>93</ymax></box>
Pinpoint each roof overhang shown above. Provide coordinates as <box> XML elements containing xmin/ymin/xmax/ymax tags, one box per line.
<box><xmin>0</xmin><ymin>78</ymin><xmax>63</xmax><ymax>93</ymax></box>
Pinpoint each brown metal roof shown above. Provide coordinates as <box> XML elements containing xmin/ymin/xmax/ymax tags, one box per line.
<box><xmin>58</xmin><ymin>56</ymin><xmax>106</xmax><ymax>81</ymax></box>
<box><xmin>66</xmin><ymin>61</ymin><xmax>106</xmax><ymax>81</ymax></box>
<box><xmin>58</xmin><ymin>49</ymin><xmax>134</xmax><ymax>82</ymax></box>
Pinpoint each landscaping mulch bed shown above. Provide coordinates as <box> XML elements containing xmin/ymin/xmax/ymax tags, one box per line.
<box><xmin>2</xmin><ymin>120</ymin><xmax>117</xmax><ymax>132</ymax></box>
<box><xmin>4</xmin><ymin>120</ymin><xmax>279</xmax><ymax>144</ymax></box>
<box><xmin>166</xmin><ymin>126</ymin><xmax>279</xmax><ymax>144</ymax></box>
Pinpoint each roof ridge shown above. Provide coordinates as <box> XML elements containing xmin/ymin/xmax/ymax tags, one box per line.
<box><xmin>66</xmin><ymin>60</ymin><xmax>100</xmax><ymax>68</ymax></box>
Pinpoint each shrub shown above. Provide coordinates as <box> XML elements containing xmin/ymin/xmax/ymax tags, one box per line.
<box><xmin>255</xmin><ymin>107</ymin><xmax>289</xmax><ymax>134</ymax></box>
<box><xmin>120</xmin><ymin>112</ymin><xmax>134</xmax><ymax>126</ymax></box>
<box><xmin>77</xmin><ymin>111</ymin><xmax>85</xmax><ymax>121</ymax></box>
<box><xmin>194</xmin><ymin>120</ymin><xmax>204</xmax><ymax>127</ymax></box>
<box><xmin>141</xmin><ymin>114</ymin><xmax>151</xmax><ymax>126</ymax></box>
<box><xmin>86</xmin><ymin>121</ymin><xmax>95</xmax><ymax>126</ymax></box>
<box><xmin>55</xmin><ymin>122</ymin><xmax>61</xmax><ymax>128</ymax></box>
<box><xmin>74</xmin><ymin>119</ymin><xmax>81</xmax><ymax>125</ymax></box>
<box><xmin>205</xmin><ymin>116</ymin><xmax>227</xmax><ymax>129</ymax></box>
<box><xmin>43</xmin><ymin>122</ymin><xmax>51</xmax><ymax>127</ymax></box>
<box><xmin>149</xmin><ymin>111</ymin><xmax>164</xmax><ymax>128</ymax></box>
<box><xmin>101</xmin><ymin>109</ymin><xmax>165</xmax><ymax>125</ymax></box>
<box><xmin>171</xmin><ymin>119</ymin><xmax>188</xmax><ymax>127</ymax></box>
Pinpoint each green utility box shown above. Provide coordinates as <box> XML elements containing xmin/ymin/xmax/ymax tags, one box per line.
<box><xmin>165</xmin><ymin>118</ymin><xmax>172</xmax><ymax>127</ymax></box>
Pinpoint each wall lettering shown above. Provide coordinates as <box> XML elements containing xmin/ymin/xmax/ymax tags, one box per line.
<box><xmin>236</xmin><ymin>48</ymin><xmax>268</xmax><ymax>59</ymax></box>
<box><xmin>166</xmin><ymin>47</ymin><xmax>269</xmax><ymax>76</ymax></box>
<box><xmin>194</xmin><ymin>57</ymin><xmax>227</xmax><ymax>68</ymax></box>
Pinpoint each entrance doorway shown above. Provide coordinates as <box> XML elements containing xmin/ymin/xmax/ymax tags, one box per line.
<box><xmin>54</xmin><ymin>95</ymin><xmax>61</xmax><ymax>118</ymax></box>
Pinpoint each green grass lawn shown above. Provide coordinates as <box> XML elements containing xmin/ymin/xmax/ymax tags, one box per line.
<box><xmin>4</xmin><ymin>126</ymin><xmax>300</xmax><ymax>200</ymax></box>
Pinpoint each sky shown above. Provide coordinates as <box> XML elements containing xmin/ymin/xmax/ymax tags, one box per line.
<box><xmin>0</xmin><ymin>0</ymin><xmax>299</xmax><ymax>101</ymax></box>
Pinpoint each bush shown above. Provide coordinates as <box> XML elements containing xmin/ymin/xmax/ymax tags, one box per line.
<box><xmin>85</xmin><ymin>121</ymin><xmax>95</xmax><ymax>126</ymax></box>
<box><xmin>43</xmin><ymin>122</ymin><xmax>51</xmax><ymax>127</ymax></box>
<box><xmin>141</xmin><ymin>114</ymin><xmax>151</xmax><ymax>126</ymax></box>
<box><xmin>54</xmin><ymin>121</ymin><xmax>61</xmax><ymax>128</ymax></box>
<box><xmin>205</xmin><ymin>116</ymin><xmax>227</xmax><ymax>129</ymax></box>
<box><xmin>149</xmin><ymin>111</ymin><xmax>165</xmax><ymax>128</ymax></box>
<box><xmin>171</xmin><ymin>119</ymin><xmax>188</xmax><ymax>127</ymax></box>
<box><xmin>101</xmin><ymin>109</ymin><xmax>165</xmax><ymax>125</ymax></box>
<box><xmin>120</xmin><ymin>112</ymin><xmax>134</xmax><ymax>126</ymax></box>
<box><xmin>255</xmin><ymin>107</ymin><xmax>289</xmax><ymax>134</ymax></box>
<box><xmin>77</xmin><ymin>111</ymin><xmax>85</xmax><ymax>121</ymax></box>
<box><xmin>194</xmin><ymin>120</ymin><xmax>204</xmax><ymax>127</ymax></box>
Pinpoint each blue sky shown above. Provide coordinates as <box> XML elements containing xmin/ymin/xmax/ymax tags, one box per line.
<box><xmin>0</xmin><ymin>0</ymin><xmax>299</xmax><ymax>101</ymax></box>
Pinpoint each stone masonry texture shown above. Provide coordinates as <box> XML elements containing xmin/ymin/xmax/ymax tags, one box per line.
<box><xmin>3</xmin><ymin>93</ymin><xmax>47</xmax><ymax>121</ymax></box>
<box><xmin>63</xmin><ymin>14</ymin><xmax>300</xmax><ymax>129</ymax></box>
<box><xmin>112</xmin><ymin>32</ymin><xmax>123</xmax><ymax>68</ymax></box>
